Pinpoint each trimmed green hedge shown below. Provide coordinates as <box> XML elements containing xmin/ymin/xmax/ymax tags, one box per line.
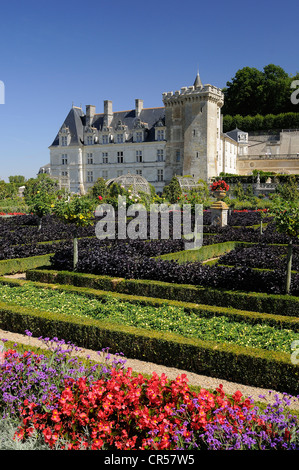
<box><xmin>26</xmin><ymin>268</ymin><xmax>299</xmax><ymax>318</ymax></box>
<box><xmin>0</xmin><ymin>254</ymin><xmax>53</xmax><ymax>275</ymax></box>
<box><xmin>2</xmin><ymin>276</ymin><xmax>298</xmax><ymax>332</ymax></box>
<box><xmin>0</xmin><ymin>298</ymin><xmax>298</xmax><ymax>395</ymax></box>
<box><xmin>156</xmin><ymin>241</ymin><xmax>245</xmax><ymax>263</ymax></box>
<box><xmin>223</xmin><ymin>112</ymin><xmax>299</xmax><ymax>134</ymax></box>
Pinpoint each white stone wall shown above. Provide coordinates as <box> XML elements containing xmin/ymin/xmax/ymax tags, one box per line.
<box><xmin>51</xmin><ymin>140</ymin><xmax>167</xmax><ymax>194</ymax></box>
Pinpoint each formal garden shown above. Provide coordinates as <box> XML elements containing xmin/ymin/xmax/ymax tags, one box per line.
<box><xmin>0</xmin><ymin>173</ymin><xmax>299</xmax><ymax>450</ymax></box>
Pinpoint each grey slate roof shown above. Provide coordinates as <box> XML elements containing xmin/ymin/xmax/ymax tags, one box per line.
<box><xmin>193</xmin><ymin>72</ymin><xmax>203</xmax><ymax>88</ymax></box>
<box><xmin>225</xmin><ymin>127</ymin><xmax>243</xmax><ymax>142</ymax></box>
<box><xmin>50</xmin><ymin>106</ymin><xmax>165</xmax><ymax>146</ymax></box>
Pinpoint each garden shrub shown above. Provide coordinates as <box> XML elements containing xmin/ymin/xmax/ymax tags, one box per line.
<box><xmin>26</xmin><ymin>269</ymin><xmax>299</xmax><ymax>317</ymax></box>
<box><xmin>0</xmin><ymin>300</ymin><xmax>298</xmax><ymax>395</ymax></box>
<box><xmin>0</xmin><ymin>254</ymin><xmax>53</xmax><ymax>275</ymax></box>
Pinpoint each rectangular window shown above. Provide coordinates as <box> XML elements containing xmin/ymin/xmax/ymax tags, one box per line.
<box><xmin>136</xmin><ymin>131</ymin><xmax>143</xmax><ymax>142</ymax></box>
<box><xmin>102</xmin><ymin>152</ymin><xmax>108</xmax><ymax>163</ymax></box>
<box><xmin>102</xmin><ymin>170</ymin><xmax>108</xmax><ymax>179</ymax></box>
<box><xmin>157</xmin><ymin>149</ymin><xmax>164</xmax><ymax>162</ymax></box>
<box><xmin>102</xmin><ymin>135</ymin><xmax>109</xmax><ymax>144</ymax></box>
<box><xmin>176</xmin><ymin>150</ymin><xmax>181</xmax><ymax>162</ymax></box>
<box><xmin>87</xmin><ymin>136</ymin><xmax>93</xmax><ymax>145</ymax></box>
<box><xmin>136</xmin><ymin>150</ymin><xmax>142</xmax><ymax>162</ymax></box>
<box><xmin>61</xmin><ymin>171</ymin><xmax>68</xmax><ymax>177</ymax></box>
<box><xmin>62</xmin><ymin>154</ymin><xmax>68</xmax><ymax>165</ymax></box>
<box><xmin>157</xmin><ymin>129</ymin><xmax>164</xmax><ymax>141</ymax></box>
<box><xmin>136</xmin><ymin>169</ymin><xmax>142</xmax><ymax>176</ymax></box>
<box><xmin>87</xmin><ymin>171</ymin><xmax>93</xmax><ymax>183</ymax></box>
<box><xmin>157</xmin><ymin>169</ymin><xmax>163</xmax><ymax>182</ymax></box>
<box><xmin>117</xmin><ymin>170</ymin><xmax>123</xmax><ymax>177</ymax></box>
<box><xmin>61</xmin><ymin>136</ymin><xmax>68</xmax><ymax>146</ymax></box>
<box><xmin>117</xmin><ymin>134</ymin><xmax>123</xmax><ymax>143</ymax></box>
<box><xmin>117</xmin><ymin>151</ymin><xmax>124</xmax><ymax>163</ymax></box>
<box><xmin>87</xmin><ymin>153</ymin><xmax>93</xmax><ymax>164</ymax></box>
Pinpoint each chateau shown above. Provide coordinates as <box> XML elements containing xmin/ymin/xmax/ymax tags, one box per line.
<box><xmin>46</xmin><ymin>73</ymin><xmax>298</xmax><ymax>194</ymax></box>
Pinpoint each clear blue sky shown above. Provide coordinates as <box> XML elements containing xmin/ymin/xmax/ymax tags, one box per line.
<box><xmin>0</xmin><ymin>0</ymin><xmax>298</xmax><ymax>182</ymax></box>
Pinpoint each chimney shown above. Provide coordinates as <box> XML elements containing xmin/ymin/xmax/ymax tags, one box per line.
<box><xmin>135</xmin><ymin>99</ymin><xmax>143</xmax><ymax>117</ymax></box>
<box><xmin>86</xmin><ymin>105</ymin><xmax>96</xmax><ymax>126</ymax></box>
<box><xmin>104</xmin><ymin>100</ymin><xmax>113</xmax><ymax>126</ymax></box>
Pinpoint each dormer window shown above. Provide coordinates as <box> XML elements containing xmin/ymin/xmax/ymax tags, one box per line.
<box><xmin>136</xmin><ymin>131</ymin><xmax>143</xmax><ymax>142</ymax></box>
<box><xmin>102</xmin><ymin>134</ymin><xmax>109</xmax><ymax>144</ymax></box>
<box><xmin>117</xmin><ymin>133</ymin><xmax>124</xmax><ymax>144</ymax></box>
<box><xmin>84</xmin><ymin>126</ymin><xmax>96</xmax><ymax>145</ymax></box>
<box><xmin>156</xmin><ymin>129</ymin><xmax>165</xmax><ymax>141</ymax></box>
<box><xmin>155</xmin><ymin>118</ymin><xmax>165</xmax><ymax>141</ymax></box>
<box><xmin>133</xmin><ymin>118</ymin><xmax>147</xmax><ymax>142</ymax></box>
<box><xmin>115</xmin><ymin>120</ymin><xmax>127</xmax><ymax>144</ymax></box>
<box><xmin>59</xmin><ymin>125</ymin><xmax>71</xmax><ymax>146</ymax></box>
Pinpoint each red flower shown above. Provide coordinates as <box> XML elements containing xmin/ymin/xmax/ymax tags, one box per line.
<box><xmin>210</xmin><ymin>180</ymin><xmax>229</xmax><ymax>192</ymax></box>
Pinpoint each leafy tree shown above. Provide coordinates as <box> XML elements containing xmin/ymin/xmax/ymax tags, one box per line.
<box><xmin>270</xmin><ymin>199</ymin><xmax>299</xmax><ymax>294</ymax></box>
<box><xmin>275</xmin><ymin>175</ymin><xmax>299</xmax><ymax>202</ymax></box>
<box><xmin>222</xmin><ymin>66</ymin><xmax>265</xmax><ymax>116</ymax></box>
<box><xmin>222</xmin><ymin>64</ymin><xmax>299</xmax><ymax>116</ymax></box>
<box><xmin>88</xmin><ymin>177</ymin><xmax>109</xmax><ymax>200</ymax></box>
<box><xmin>23</xmin><ymin>174</ymin><xmax>59</xmax><ymax>230</ymax></box>
<box><xmin>24</xmin><ymin>174</ymin><xmax>58</xmax><ymax>203</ymax></box>
<box><xmin>162</xmin><ymin>176</ymin><xmax>182</xmax><ymax>203</ymax></box>
<box><xmin>8</xmin><ymin>175</ymin><xmax>26</xmax><ymax>185</ymax></box>
<box><xmin>27</xmin><ymin>190</ymin><xmax>56</xmax><ymax>230</ymax></box>
<box><xmin>232</xmin><ymin>181</ymin><xmax>245</xmax><ymax>200</ymax></box>
<box><xmin>53</xmin><ymin>194</ymin><xmax>97</xmax><ymax>269</ymax></box>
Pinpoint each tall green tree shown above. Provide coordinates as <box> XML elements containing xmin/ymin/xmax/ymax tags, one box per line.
<box><xmin>270</xmin><ymin>199</ymin><xmax>299</xmax><ymax>294</ymax></box>
<box><xmin>162</xmin><ymin>176</ymin><xmax>182</xmax><ymax>203</ymax></box>
<box><xmin>8</xmin><ymin>175</ymin><xmax>26</xmax><ymax>185</ymax></box>
<box><xmin>222</xmin><ymin>66</ymin><xmax>265</xmax><ymax>116</ymax></box>
<box><xmin>222</xmin><ymin>64</ymin><xmax>299</xmax><ymax>116</ymax></box>
<box><xmin>23</xmin><ymin>174</ymin><xmax>59</xmax><ymax>230</ymax></box>
<box><xmin>275</xmin><ymin>175</ymin><xmax>299</xmax><ymax>202</ymax></box>
<box><xmin>24</xmin><ymin>174</ymin><xmax>58</xmax><ymax>202</ymax></box>
<box><xmin>53</xmin><ymin>194</ymin><xmax>97</xmax><ymax>269</ymax></box>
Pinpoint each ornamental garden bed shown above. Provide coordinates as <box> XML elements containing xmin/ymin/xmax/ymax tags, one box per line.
<box><xmin>0</xmin><ymin>277</ymin><xmax>298</xmax><ymax>395</ymax></box>
<box><xmin>0</xmin><ymin>212</ymin><xmax>298</xmax><ymax>395</ymax></box>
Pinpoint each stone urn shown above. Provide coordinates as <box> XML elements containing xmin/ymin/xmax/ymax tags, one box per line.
<box><xmin>213</xmin><ymin>190</ymin><xmax>227</xmax><ymax>200</ymax></box>
<box><xmin>210</xmin><ymin>190</ymin><xmax>229</xmax><ymax>227</ymax></box>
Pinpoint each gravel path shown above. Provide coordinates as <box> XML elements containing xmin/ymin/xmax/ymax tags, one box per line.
<box><xmin>1</xmin><ymin>327</ymin><xmax>298</xmax><ymax>410</ymax></box>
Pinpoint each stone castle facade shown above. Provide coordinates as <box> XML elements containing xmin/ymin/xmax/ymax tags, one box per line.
<box><xmin>45</xmin><ymin>73</ymin><xmax>298</xmax><ymax>194</ymax></box>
